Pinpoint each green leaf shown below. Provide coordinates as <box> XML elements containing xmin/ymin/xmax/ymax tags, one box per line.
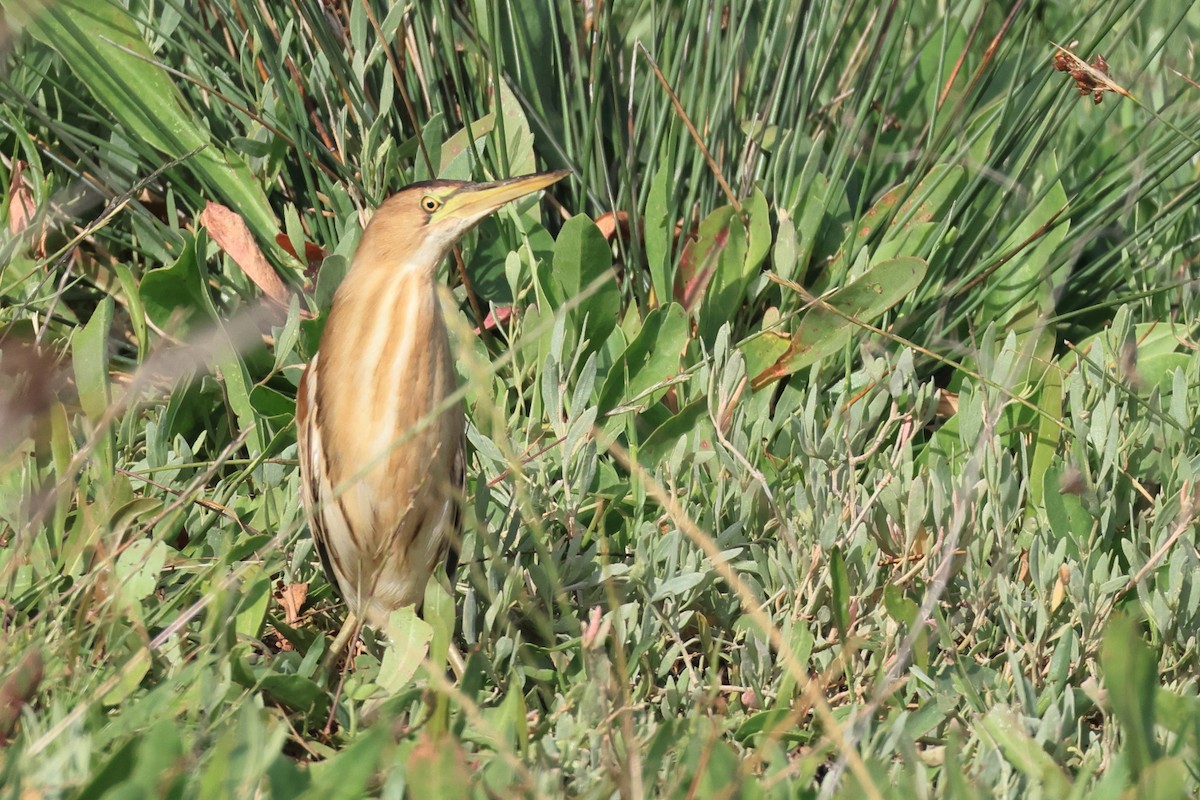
<box><xmin>73</xmin><ymin>738</ymin><xmax>140</xmax><ymax>800</ymax></box>
<box><xmin>12</xmin><ymin>0</ymin><xmax>278</xmax><ymax>241</ymax></box>
<box><xmin>829</xmin><ymin>546</ymin><xmax>850</xmax><ymax>638</ymax></box>
<box><xmin>1130</xmin><ymin>758</ymin><xmax>1189</xmax><ymax>800</ymax></box>
<box><xmin>545</xmin><ymin>214</ymin><xmax>619</xmax><ymax>354</ymax></box>
<box><xmin>733</xmin><ymin>708</ymin><xmax>798</xmax><ymax>744</ymax></box>
<box><xmin>440</xmin><ymin>113</ymin><xmax>495</xmax><ymax>178</ymax></box>
<box><xmin>75</xmin><ymin>719</ymin><xmax>184</xmax><ymax>800</ymax></box>
<box><xmin>752</xmin><ymin>256</ymin><xmax>927</xmax><ymax>389</ymax></box>
<box><xmin>495</xmin><ymin>80</ymin><xmax>537</xmax><ymax>183</ymax></box>
<box><xmin>743</xmin><ymin>188</ymin><xmax>772</xmax><ymax>273</ymax></box>
<box><xmin>651</xmin><ymin>572</ymin><xmax>705</xmax><ymax>602</ymax></box>
<box><xmin>638</xmin><ymin>397</ymin><xmax>712</xmax><ymax>467</ymax></box>
<box><xmin>697</xmin><ymin>208</ymin><xmax>752</xmax><ymax>345</ymax></box>
<box><xmin>982</xmin><ymin>170</ymin><xmax>1070</xmax><ymax>333</ymax></box>
<box><xmin>597</xmin><ymin>302</ymin><xmax>687</xmax><ymax>422</ymax></box>
<box><xmin>405</xmin><ymin>734</ymin><xmax>470</xmax><ymax>800</ymax></box>
<box><xmin>487</xmin><ymin>683</ymin><xmax>529</xmax><ymax>755</ymax></box>
<box><xmin>1028</xmin><ymin>369</ymin><xmax>1063</xmax><ymax>510</ymax></box>
<box><xmin>378</xmin><ymin>607</ymin><xmax>434</xmax><ymax>694</ymax></box>
<box><xmin>644</xmin><ymin>162</ymin><xmax>673</xmax><ymax>305</ymax></box>
<box><xmin>258</xmin><ymin>672</ymin><xmax>330</xmax><ymax>719</ymax></box>
<box><xmin>249</xmin><ymin>384</ymin><xmax>297</xmax><ymax>423</ymax></box>
<box><xmin>979</xmin><ymin>707</ymin><xmax>1072</xmax><ymax>795</ymax></box>
<box><xmin>739</xmin><ymin>329</ymin><xmax>790</xmax><ymax>389</ymax></box>
<box><xmin>272</xmin><ymin>296</ymin><xmax>302</xmax><ymax>373</ymax></box>
<box><xmin>1154</xmin><ymin>685</ymin><xmax>1200</xmax><ymax>748</ymax></box>
<box><xmin>868</xmin><ymin>164</ymin><xmax>966</xmax><ymax>264</ymax></box>
<box><xmin>223</xmin><ymin>534</ymin><xmax>274</xmax><ymax>566</ymax></box>
<box><xmin>266</xmin><ymin>753</ymin><xmax>311</xmax><ymax>798</ymax></box>
<box><xmin>100</xmin><ymin>631</ymin><xmax>150</xmax><ymax>707</ymax></box>
<box><xmin>303</xmin><ymin>726</ymin><xmax>390</xmax><ymax>800</ymax></box>
<box><xmin>423</xmin><ymin>577</ymin><xmax>456</xmax><ymax>733</ymax></box>
<box><xmin>776</xmin><ymin>621</ymin><xmax>815</xmax><ymax>704</ymax></box>
<box><xmin>72</xmin><ymin>297</ymin><xmax>114</xmax><ymax>421</ymax></box>
<box><xmin>113</xmin><ymin>537</ymin><xmax>168</xmax><ymax>603</ymax></box>
<box><xmin>692</xmin><ymin>736</ymin><xmax>745</xmax><ymax>797</ymax></box>
<box><xmin>773</xmin><ymin>207</ymin><xmax>800</xmax><ymax>282</ymax></box>
<box><xmin>791</xmin><ymin>167</ymin><xmax>847</xmax><ymax>286</ymax></box>
<box><xmin>215</xmin><ymin>331</ymin><xmax>264</xmax><ymax>455</ymax></box>
<box><xmin>71</xmin><ymin>297</ymin><xmax>114</xmax><ymax>475</ymax></box>
<box><xmin>1100</xmin><ymin>615</ymin><xmax>1161</xmax><ymax>776</ymax></box>
<box><xmin>1060</xmin><ymin>321</ymin><xmax>1189</xmax><ymax>398</ymax></box>
<box><xmin>313</xmin><ymin>254</ymin><xmax>349</xmax><ymax>313</ymax></box>
<box><xmin>882</xmin><ymin>584</ymin><xmax>918</xmax><ymax>626</ymax></box>
<box><xmin>140</xmin><ymin>235</ymin><xmax>216</xmax><ymax>336</ymax></box>
<box><xmin>113</xmin><ymin>263</ymin><xmax>148</xmax><ymax>361</ymax></box>
<box><xmin>1042</xmin><ymin>464</ymin><xmax>1091</xmax><ymax>559</ymax></box>
<box><xmin>235</xmin><ymin>566</ymin><xmax>271</xmax><ymax>638</ymax></box>
<box><xmin>672</xmin><ymin>204</ymin><xmax>749</xmax><ymax>344</ymax></box>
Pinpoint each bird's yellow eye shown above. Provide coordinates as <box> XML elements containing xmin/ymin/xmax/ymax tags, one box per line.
<box><xmin>420</xmin><ymin>195</ymin><xmax>441</xmax><ymax>213</ymax></box>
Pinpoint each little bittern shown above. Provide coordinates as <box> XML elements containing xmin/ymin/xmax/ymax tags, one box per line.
<box><xmin>297</xmin><ymin>170</ymin><xmax>568</xmax><ymax>631</ymax></box>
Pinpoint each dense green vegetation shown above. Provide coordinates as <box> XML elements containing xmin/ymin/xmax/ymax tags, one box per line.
<box><xmin>2</xmin><ymin>0</ymin><xmax>1200</xmax><ymax>796</ymax></box>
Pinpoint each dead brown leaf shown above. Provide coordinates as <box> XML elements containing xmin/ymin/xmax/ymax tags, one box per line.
<box><xmin>200</xmin><ymin>201</ymin><xmax>291</xmax><ymax>307</ymax></box>
<box><xmin>1051</xmin><ymin>563</ymin><xmax>1070</xmax><ymax>612</ymax></box>
<box><xmin>1052</xmin><ymin>43</ymin><xmax>1129</xmax><ymax>104</ymax></box>
<box><xmin>936</xmin><ymin>390</ymin><xmax>959</xmax><ymax>418</ymax></box>
<box><xmin>275</xmin><ymin>581</ymin><xmax>308</xmax><ymax>626</ymax></box>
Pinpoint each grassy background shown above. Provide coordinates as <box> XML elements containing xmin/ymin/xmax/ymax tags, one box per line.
<box><xmin>2</xmin><ymin>0</ymin><xmax>1200</xmax><ymax>796</ymax></box>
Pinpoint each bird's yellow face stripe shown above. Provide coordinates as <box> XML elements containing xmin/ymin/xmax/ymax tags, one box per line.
<box><xmin>432</xmin><ymin>170</ymin><xmax>569</xmax><ymax>225</ymax></box>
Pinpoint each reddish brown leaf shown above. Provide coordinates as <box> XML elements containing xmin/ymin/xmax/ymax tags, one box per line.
<box><xmin>594</xmin><ymin>210</ymin><xmax>630</xmax><ymax>243</ymax></box>
<box><xmin>200</xmin><ymin>201</ymin><xmax>290</xmax><ymax>306</ymax></box>
<box><xmin>675</xmin><ymin>240</ymin><xmax>710</xmax><ymax>312</ymax></box>
<box><xmin>275</xmin><ymin>233</ymin><xmax>328</xmax><ymax>281</ymax></box>
<box><xmin>7</xmin><ymin>161</ymin><xmax>46</xmax><ymax>258</ymax></box>
<box><xmin>675</xmin><ymin>218</ymin><xmax>732</xmax><ymax>312</ymax></box>
<box><xmin>580</xmin><ymin>606</ymin><xmax>611</xmax><ymax>650</ymax></box>
<box><xmin>472</xmin><ymin>305</ymin><xmax>516</xmax><ymax>335</ymax></box>
<box><xmin>0</xmin><ymin>650</ymin><xmax>43</xmax><ymax>742</ymax></box>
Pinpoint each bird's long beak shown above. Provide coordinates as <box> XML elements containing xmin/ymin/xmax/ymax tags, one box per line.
<box><xmin>440</xmin><ymin>169</ymin><xmax>570</xmax><ymax>222</ymax></box>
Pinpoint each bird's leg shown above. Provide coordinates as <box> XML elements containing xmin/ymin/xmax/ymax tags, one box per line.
<box><xmin>321</xmin><ymin>612</ymin><xmax>363</xmax><ymax>736</ymax></box>
<box><xmin>447</xmin><ymin>643</ymin><xmax>465</xmax><ymax>680</ymax></box>
<box><xmin>322</xmin><ymin>611</ymin><xmax>362</xmax><ymax>683</ymax></box>
<box><xmin>432</xmin><ymin>565</ymin><xmax>466</xmax><ymax>681</ymax></box>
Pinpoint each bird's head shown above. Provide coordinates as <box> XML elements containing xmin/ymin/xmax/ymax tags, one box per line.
<box><xmin>355</xmin><ymin>170</ymin><xmax>570</xmax><ymax>275</ymax></box>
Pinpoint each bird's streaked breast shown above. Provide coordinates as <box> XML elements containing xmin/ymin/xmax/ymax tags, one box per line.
<box><xmin>300</xmin><ymin>263</ymin><xmax>464</xmax><ymax>624</ymax></box>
